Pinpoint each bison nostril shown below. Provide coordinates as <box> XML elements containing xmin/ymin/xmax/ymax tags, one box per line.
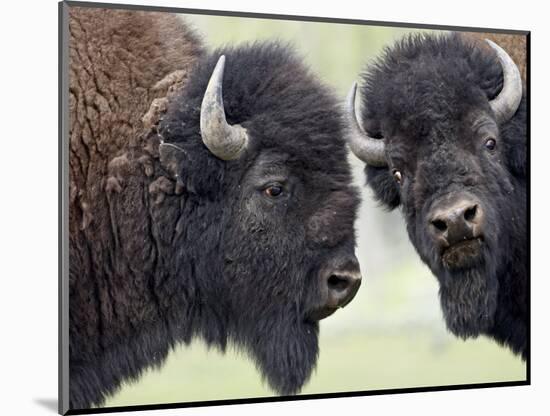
<box><xmin>431</xmin><ymin>219</ymin><xmax>447</xmax><ymax>232</ymax></box>
<box><xmin>328</xmin><ymin>274</ymin><xmax>350</xmax><ymax>292</ymax></box>
<box><xmin>325</xmin><ymin>269</ymin><xmax>361</xmax><ymax>310</ymax></box>
<box><xmin>464</xmin><ymin>205</ymin><xmax>477</xmax><ymax>222</ymax></box>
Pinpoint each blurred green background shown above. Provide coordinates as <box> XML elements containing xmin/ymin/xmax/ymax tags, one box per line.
<box><xmin>104</xmin><ymin>13</ymin><xmax>526</xmax><ymax>407</ymax></box>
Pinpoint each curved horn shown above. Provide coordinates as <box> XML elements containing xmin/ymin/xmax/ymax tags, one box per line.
<box><xmin>486</xmin><ymin>39</ymin><xmax>523</xmax><ymax>124</ymax></box>
<box><xmin>345</xmin><ymin>82</ymin><xmax>387</xmax><ymax>167</ymax></box>
<box><xmin>200</xmin><ymin>55</ymin><xmax>249</xmax><ymax>160</ymax></box>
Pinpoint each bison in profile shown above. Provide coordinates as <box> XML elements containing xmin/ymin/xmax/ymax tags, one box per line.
<box><xmin>345</xmin><ymin>33</ymin><xmax>527</xmax><ymax>357</ymax></box>
<box><xmin>68</xmin><ymin>7</ymin><xmax>361</xmax><ymax>409</ymax></box>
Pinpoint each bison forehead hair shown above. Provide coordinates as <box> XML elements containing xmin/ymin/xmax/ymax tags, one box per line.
<box><xmin>358</xmin><ymin>33</ymin><xmax>527</xmax><ymax>357</ymax></box>
<box><xmin>162</xmin><ymin>42</ymin><xmax>352</xmax><ymax>178</ymax></box>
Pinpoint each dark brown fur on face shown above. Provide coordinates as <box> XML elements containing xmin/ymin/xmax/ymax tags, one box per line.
<box><xmin>360</xmin><ymin>33</ymin><xmax>527</xmax><ymax>359</ymax></box>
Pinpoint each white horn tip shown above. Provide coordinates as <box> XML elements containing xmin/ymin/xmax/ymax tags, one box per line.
<box><xmin>484</xmin><ymin>39</ymin><xmax>504</xmax><ymax>54</ymax></box>
<box><xmin>346</xmin><ymin>81</ymin><xmax>358</xmax><ymax>102</ymax></box>
<box><xmin>210</xmin><ymin>55</ymin><xmax>226</xmax><ymax>81</ymax></box>
<box><xmin>484</xmin><ymin>39</ymin><xmax>522</xmax><ymax>124</ymax></box>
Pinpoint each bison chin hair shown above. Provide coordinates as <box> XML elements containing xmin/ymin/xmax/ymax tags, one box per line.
<box><xmin>437</xmin><ymin>248</ymin><xmax>499</xmax><ymax>338</ymax></box>
<box><xmin>230</xmin><ymin>315</ymin><xmax>319</xmax><ymax>395</ymax></box>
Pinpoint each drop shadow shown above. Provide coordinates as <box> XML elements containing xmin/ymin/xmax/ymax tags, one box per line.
<box><xmin>34</xmin><ymin>398</ymin><xmax>58</xmax><ymax>413</ymax></box>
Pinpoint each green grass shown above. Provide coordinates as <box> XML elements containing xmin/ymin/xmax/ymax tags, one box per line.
<box><xmin>104</xmin><ymin>329</ymin><xmax>525</xmax><ymax>407</ymax></box>
<box><xmin>305</xmin><ymin>331</ymin><xmax>525</xmax><ymax>394</ymax></box>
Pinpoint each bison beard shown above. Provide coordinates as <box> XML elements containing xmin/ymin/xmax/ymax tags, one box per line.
<box><xmin>438</xmin><ymin>259</ymin><xmax>499</xmax><ymax>338</ymax></box>
<box><xmin>232</xmin><ymin>312</ymin><xmax>320</xmax><ymax>395</ymax></box>
<box><xmin>221</xmin><ymin>229</ymin><xmax>324</xmax><ymax>395</ymax></box>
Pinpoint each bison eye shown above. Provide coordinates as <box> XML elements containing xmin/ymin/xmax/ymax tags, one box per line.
<box><xmin>485</xmin><ymin>138</ymin><xmax>497</xmax><ymax>151</ymax></box>
<box><xmin>392</xmin><ymin>169</ymin><xmax>402</xmax><ymax>184</ymax></box>
<box><xmin>264</xmin><ymin>184</ymin><xmax>284</xmax><ymax>197</ymax></box>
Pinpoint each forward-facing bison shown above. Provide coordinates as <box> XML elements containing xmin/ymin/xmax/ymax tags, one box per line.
<box><xmin>346</xmin><ymin>33</ymin><xmax>527</xmax><ymax>358</ymax></box>
<box><xmin>68</xmin><ymin>7</ymin><xmax>361</xmax><ymax>409</ymax></box>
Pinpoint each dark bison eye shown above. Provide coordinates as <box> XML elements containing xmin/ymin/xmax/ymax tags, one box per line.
<box><xmin>264</xmin><ymin>184</ymin><xmax>283</xmax><ymax>197</ymax></box>
<box><xmin>485</xmin><ymin>138</ymin><xmax>497</xmax><ymax>151</ymax></box>
<box><xmin>392</xmin><ymin>169</ymin><xmax>402</xmax><ymax>184</ymax></box>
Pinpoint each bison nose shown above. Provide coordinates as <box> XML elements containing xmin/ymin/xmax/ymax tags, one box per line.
<box><xmin>429</xmin><ymin>196</ymin><xmax>484</xmax><ymax>246</ymax></box>
<box><xmin>307</xmin><ymin>257</ymin><xmax>362</xmax><ymax>321</ymax></box>
<box><xmin>324</xmin><ymin>264</ymin><xmax>362</xmax><ymax>309</ymax></box>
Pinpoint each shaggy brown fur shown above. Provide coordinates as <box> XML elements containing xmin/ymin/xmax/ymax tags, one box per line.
<box><xmin>69</xmin><ymin>7</ymin><xmax>202</xmax><ymax>238</ymax></box>
<box><xmin>461</xmin><ymin>32</ymin><xmax>527</xmax><ymax>82</ymax></box>
<box><xmin>68</xmin><ymin>7</ymin><xmax>203</xmax><ymax>407</ymax></box>
<box><xmin>69</xmin><ymin>7</ymin><xmax>202</xmax><ymax>329</ymax></box>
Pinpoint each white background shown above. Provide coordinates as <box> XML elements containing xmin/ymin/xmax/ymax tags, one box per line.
<box><xmin>0</xmin><ymin>0</ymin><xmax>547</xmax><ymax>415</ymax></box>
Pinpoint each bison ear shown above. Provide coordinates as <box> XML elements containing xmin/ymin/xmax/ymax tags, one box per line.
<box><xmin>502</xmin><ymin>131</ymin><xmax>527</xmax><ymax>179</ymax></box>
<box><xmin>365</xmin><ymin>165</ymin><xmax>401</xmax><ymax>209</ymax></box>
<box><xmin>499</xmin><ymin>97</ymin><xmax>527</xmax><ymax>178</ymax></box>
